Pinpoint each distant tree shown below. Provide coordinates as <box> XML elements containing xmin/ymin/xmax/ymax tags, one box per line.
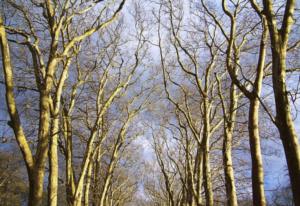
<box><xmin>271</xmin><ymin>183</ymin><xmax>294</xmax><ymax>206</ymax></box>
<box><xmin>0</xmin><ymin>150</ymin><xmax>28</xmax><ymax>205</ymax></box>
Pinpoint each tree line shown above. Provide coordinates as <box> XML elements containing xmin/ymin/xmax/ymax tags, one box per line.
<box><xmin>0</xmin><ymin>0</ymin><xmax>299</xmax><ymax>206</ymax></box>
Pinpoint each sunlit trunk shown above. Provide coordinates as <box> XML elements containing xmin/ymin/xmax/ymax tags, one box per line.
<box><xmin>196</xmin><ymin>147</ymin><xmax>203</xmax><ymax>206</ymax></box>
<box><xmin>272</xmin><ymin>50</ymin><xmax>300</xmax><ymax>205</ymax></box>
<box><xmin>222</xmin><ymin>83</ymin><xmax>238</xmax><ymax>206</ymax></box>
<box><xmin>249</xmin><ymin>99</ymin><xmax>266</xmax><ymax>206</ymax></box>
<box><xmin>84</xmin><ymin>161</ymin><xmax>93</xmax><ymax>206</ymax></box>
<box><xmin>48</xmin><ymin>116</ymin><xmax>59</xmax><ymax>206</ymax></box>
<box><xmin>263</xmin><ymin>1</ymin><xmax>300</xmax><ymax>203</ymax></box>
<box><xmin>28</xmin><ymin>172</ymin><xmax>45</xmax><ymax>206</ymax></box>
<box><xmin>63</xmin><ymin>111</ymin><xmax>76</xmax><ymax>205</ymax></box>
<box><xmin>202</xmin><ymin>99</ymin><xmax>213</xmax><ymax>206</ymax></box>
<box><xmin>223</xmin><ymin>129</ymin><xmax>237</xmax><ymax>206</ymax></box>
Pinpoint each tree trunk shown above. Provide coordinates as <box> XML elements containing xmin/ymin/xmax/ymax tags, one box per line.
<box><xmin>1</xmin><ymin>15</ymin><xmax>45</xmax><ymax>206</ymax></box>
<box><xmin>223</xmin><ymin>130</ymin><xmax>238</xmax><ymax>206</ymax></box>
<box><xmin>84</xmin><ymin>161</ymin><xmax>93</xmax><ymax>206</ymax></box>
<box><xmin>99</xmin><ymin>146</ymin><xmax>120</xmax><ymax>206</ymax></box>
<box><xmin>202</xmin><ymin>100</ymin><xmax>213</xmax><ymax>206</ymax></box>
<box><xmin>28</xmin><ymin>85</ymin><xmax>52</xmax><ymax>206</ymax></box>
<box><xmin>196</xmin><ymin>147</ymin><xmax>203</xmax><ymax>206</ymax></box>
<box><xmin>48</xmin><ymin>116</ymin><xmax>59</xmax><ymax>206</ymax></box>
<box><xmin>272</xmin><ymin>50</ymin><xmax>300</xmax><ymax>205</ymax></box>
<box><xmin>63</xmin><ymin>113</ymin><xmax>76</xmax><ymax>205</ymax></box>
<box><xmin>248</xmin><ymin>99</ymin><xmax>266</xmax><ymax>206</ymax></box>
<box><xmin>28</xmin><ymin>173</ymin><xmax>45</xmax><ymax>206</ymax></box>
<box><xmin>262</xmin><ymin>1</ymin><xmax>300</xmax><ymax>204</ymax></box>
<box><xmin>223</xmin><ymin>83</ymin><xmax>238</xmax><ymax>206</ymax></box>
<box><xmin>73</xmin><ymin>131</ymin><xmax>99</xmax><ymax>206</ymax></box>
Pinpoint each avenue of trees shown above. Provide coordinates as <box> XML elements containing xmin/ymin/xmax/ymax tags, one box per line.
<box><xmin>0</xmin><ymin>0</ymin><xmax>299</xmax><ymax>205</ymax></box>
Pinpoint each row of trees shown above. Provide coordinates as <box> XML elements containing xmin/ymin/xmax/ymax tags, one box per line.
<box><xmin>1</xmin><ymin>0</ymin><xmax>150</xmax><ymax>205</ymax></box>
<box><xmin>0</xmin><ymin>0</ymin><xmax>300</xmax><ymax>206</ymax></box>
<box><xmin>143</xmin><ymin>0</ymin><xmax>300</xmax><ymax>206</ymax></box>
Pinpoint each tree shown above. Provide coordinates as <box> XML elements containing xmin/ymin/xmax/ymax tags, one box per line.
<box><xmin>255</xmin><ymin>1</ymin><xmax>300</xmax><ymax>204</ymax></box>
<box><xmin>1</xmin><ymin>0</ymin><xmax>126</xmax><ymax>205</ymax></box>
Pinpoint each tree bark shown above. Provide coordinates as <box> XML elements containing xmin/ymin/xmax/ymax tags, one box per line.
<box><xmin>195</xmin><ymin>147</ymin><xmax>203</xmax><ymax>206</ymax></box>
<box><xmin>222</xmin><ymin>84</ymin><xmax>238</xmax><ymax>206</ymax></box>
<box><xmin>1</xmin><ymin>15</ymin><xmax>45</xmax><ymax>206</ymax></box>
<box><xmin>262</xmin><ymin>1</ymin><xmax>300</xmax><ymax>204</ymax></box>
<box><xmin>48</xmin><ymin>116</ymin><xmax>59</xmax><ymax>206</ymax></box>
<box><xmin>249</xmin><ymin>99</ymin><xmax>266</xmax><ymax>206</ymax></box>
<box><xmin>99</xmin><ymin>150</ymin><xmax>118</xmax><ymax>206</ymax></box>
<box><xmin>84</xmin><ymin>161</ymin><xmax>93</xmax><ymax>206</ymax></box>
<box><xmin>202</xmin><ymin>99</ymin><xmax>213</xmax><ymax>206</ymax></box>
<box><xmin>272</xmin><ymin>47</ymin><xmax>300</xmax><ymax>206</ymax></box>
<box><xmin>63</xmin><ymin>112</ymin><xmax>76</xmax><ymax>206</ymax></box>
<box><xmin>48</xmin><ymin>57</ymin><xmax>71</xmax><ymax>206</ymax></box>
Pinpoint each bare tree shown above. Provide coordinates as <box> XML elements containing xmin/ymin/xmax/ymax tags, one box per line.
<box><xmin>1</xmin><ymin>0</ymin><xmax>126</xmax><ymax>205</ymax></box>
<box><xmin>251</xmin><ymin>1</ymin><xmax>300</xmax><ymax>204</ymax></box>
